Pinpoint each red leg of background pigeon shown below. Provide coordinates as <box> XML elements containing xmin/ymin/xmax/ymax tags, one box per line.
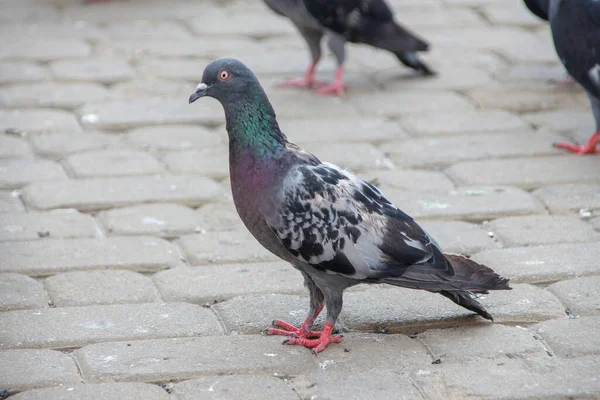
<box><xmin>283</xmin><ymin>322</ymin><xmax>342</xmax><ymax>353</ymax></box>
<box><xmin>315</xmin><ymin>67</ymin><xmax>346</xmax><ymax>96</ymax></box>
<box><xmin>557</xmin><ymin>75</ymin><xmax>576</xmax><ymax>85</ymax></box>
<box><xmin>553</xmin><ymin>131</ymin><xmax>600</xmax><ymax>155</ymax></box>
<box><xmin>278</xmin><ymin>59</ymin><xmax>326</xmax><ymax>89</ymax></box>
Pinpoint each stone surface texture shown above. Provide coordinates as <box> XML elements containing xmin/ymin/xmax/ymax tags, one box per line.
<box><xmin>1</xmin><ymin>1</ymin><xmax>599</xmax><ymax>399</ymax></box>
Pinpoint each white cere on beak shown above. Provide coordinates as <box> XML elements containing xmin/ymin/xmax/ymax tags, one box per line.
<box><xmin>196</xmin><ymin>82</ymin><xmax>208</xmax><ymax>91</ymax></box>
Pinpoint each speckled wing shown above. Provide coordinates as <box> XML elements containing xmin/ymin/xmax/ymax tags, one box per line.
<box><xmin>265</xmin><ymin>162</ymin><xmax>453</xmax><ymax>281</ymax></box>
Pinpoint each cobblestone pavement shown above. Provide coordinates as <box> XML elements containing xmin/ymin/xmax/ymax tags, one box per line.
<box><xmin>1</xmin><ymin>0</ymin><xmax>600</xmax><ymax>398</ymax></box>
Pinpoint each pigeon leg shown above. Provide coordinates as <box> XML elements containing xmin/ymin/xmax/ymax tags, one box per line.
<box><xmin>277</xmin><ymin>59</ymin><xmax>327</xmax><ymax>89</ymax></box>
<box><xmin>315</xmin><ymin>67</ymin><xmax>346</xmax><ymax>96</ymax></box>
<box><xmin>557</xmin><ymin>75</ymin><xmax>576</xmax><ymax>85</ymax></box>
<box><xmin>553</xmin><ymin>131</ymin><xmax>600</xmax><ymax>155</ymax></box>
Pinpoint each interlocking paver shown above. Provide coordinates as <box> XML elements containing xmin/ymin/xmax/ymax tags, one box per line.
<box><xmin>105</xmin><ymin>21</ymin><xmax>190</xmax><ymax>39</ymax></box>
<box><xmin>9</xmin><ymin>383</ymin><xmax>171</xmax><ymax>400</ymax></box>
<box><xmin>467</xmin><ymin>86</ymin><xmax>588</xmax><ymax>112</ymax></box>
<box><xmin>296</xmin><ymin>142</ymin><xmax>393</xmax><ymax>171</ymax></box>
<box><xmin>447</xmin><ymin>156</ymin><xmax>600</xmax><ymax>189</ymax></box>
<box><xmin>97</xmin><ymin>203</ymin><xmax>204</xmax><ymax>238</ymax></box>
<box><xmin>172</xmin><ymin>375</ymin><xmax>298</xmax><ymax>400</ymax></box>
<box><xmin>533</xmin><ymin>184</ymin><xmax>600</xmax><ymax>215</ymax></box>
<box><xmin>187</xmin><ymin>11</ymin><xmax>295</xmax><ymax>38</ymax></box>
<box><xmin>63</xmin><ymin>150</ymin><xmax>165</xmax><ymax>178</ymax></box>
<box><xmin>125</xmin><ymin>125</ymin><xmax>223</xmax><ymax>151</ymax></box>
<box><xmin>383</xmin><ymin>186</ymin><xmax>547</xmax><ymax>221</ymax></box>
<box><xmin>0</xmin><ymin>210</ymin><xmax>100</xmax><ymax>241</ymax></box>
<box><xmin>0</xmin><ymin>160</ymin><xmax>67</xmax><ymax>189</ymax></box>
<box><xmin>0</xmin><ymin>302</ymin><xmax>222</xmax><ymax>350</ymax></box>
<box><xmin>282</xmin><ymin>118</ymin><xmax>406</xmax><ymax>144</ymax></box>
<box><xmin>495</xmin><ymin>63</ymin><xmax>568</xmax><ymax>84</ymax></box>
<box><xmin>483</xmin><ymin>1</ymin><xmax>545</xmax><ymax>27</ymax></box>
<box><xmin>176</xmin><ymin>231</ymin><xmax>279</xmax><ymax>265</ymax></box>
<box><xmin>547</xmin><ymin>276</ymin><xmax>600</xmax><ymax>317</ymax></box>
<box><xmin>0</xmin><ymin>83</ymin><xmax>110</xmax><ymax>109</ymax></box>
<box><xmin>22</xmin><ymin>175</ymin><xmax>221</xmax><ymax>211</ymax></box>
<box><xmin>44</xmin><ymin>270</ymin><xmax>161</xmax><ymax>307</ymax></box>
<box><xmin>195</xmin><ymin>202</ymin><xmax>246</xmax><ymax>231</ymax></box>
<box><xmin>401</xmin><ymin>110</ymin><xmax>528</xmax><ymax>136</ymax></box>
<box><xmin>109</xmin><ymin>79</ymin><xmax>192</xmax><ymax>100</ymax></box>
<box><xmin>73</xmin><ymin>336</ymin><xmax>316</xmax><ymax>383</ymax></box>
<box><xmin>0</xmin><ymin>190</ymin><xmax>25</xmax><ymax>213</ymax></box>
<box><xmin>29</xmin><ymin>132</ymin><xmax>118</xmax><ymax>158</ymax></box>
<box><xmin>472</xmin><ymin>242</ymin><xmax>600</xmax><ymax>284</ymax></box>
<box><xmin>592</xmin><ymin>216</ymin><xmax>600</xmax><ymax>230</ymax></box>
<box><xmin>417</xmin><ymin>324</ymin><xmax>547</xmax><ymax>362</ymax></box>
<box><xmin>0</xmin><ymin>349</ymin><xmax>81</xmax><ymax>394</ymax></box>
<box><xmin>360</xmin><ymin>169</ymin><xmax>456</xmax><ymax>193</ymax></box>
<box><xmin>522</xmin><ymin>109</ymin><xmax>595</xmax><ymax>135</ymax></box>
<box><xmin>418</xmin><ymin>220</ymin><xmax>499</xmax><ymax>255</ymax></box>
<box><xmin>0</xmin><ymin>135</ymin><xmax>33</xmax><ymax>160</ymax></box>
<box><xmin>0</xmin><ymin>21</ymin><xmax>105</xmax><ymax>41</ymax></box>
<box><xmin>0</xmin><ymin>273</ymin><xmax>49</xmax><ymax>312</ymax></box>
<box><xmin>0</xmin><ymin>109</ymin><xmax>82</xmax><ymax>134</ymax></box>
<box><xmin>162</xmin><ymin>148</ymin><xmax>229</xmax><ymax>179</ymax></box>
<box><xmin>0</xmin><ymin>62</ymin><xmax>46</xmax><ymax>84</ymax></box>
<box><xmin>0</xmin><ymin>4</ymin><xmax>59</xmax><ymax>22</ymax></box>
<box><xmin>533</xmin><ymin>317</ymin><xmax>600</xmax><ymax>358</ymax></box>
<box><xmin>412</xmin><ymin>356</ymin><xmax>600</xmax><ymax>399</ymax></box>
<box><xmin>0</xmin><ymin>237</ymin><xmax>181</xmax><ymax>276</ymax></box>
<box><xmin>0</xmin><ymin>38</ymin><xmax>90</xmax><ymax>61</ymax></box>
<box><xmin>50</xmin><ymin>59</ymin><xmax>135</xmax><ymax>84</ymax></box>
<box><xmin>489</xmin><ymin>215</ymin><xmax>600</xmax><ymax>247</ymax></box>
<box><xmin>153</xmin><ymin>262</ymin><xmax>304</xmax><ymax>303</ymax></box>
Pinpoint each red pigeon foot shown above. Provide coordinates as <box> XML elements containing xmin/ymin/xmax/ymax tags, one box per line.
<box><xmin>315</xmin><ymin>68</ymin><xmax>346</xmax><ymax>96</ymax></box>
<box><xmin>282</xmin><ymin>322</ymin><xmax>342</xmax><ymax>353</ymax></box>
<box><xmin>554</xmin><ymin>131</ymin><xmax>600</xmax><ymax>155</ymax></box>
<box><xmin>268</xmin><ymin>319</ymin><xmax>323</xmax><ymax>338</ymax></box>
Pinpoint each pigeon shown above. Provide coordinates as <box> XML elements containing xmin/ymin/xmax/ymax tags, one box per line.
<box><xmin>540</xmin><ymin>0</ymin><xmax>600</xmax><ymax>154</ymax></box>
<box><xmin>522</xmin><ymin>0</ymin><xmax>575</xmax><ymax>85</ymax></box>
<box><xmin>263</xmin><ymin>0</ymin><xmax>434</xmax><ymax>96</ymax></box>
<box><xmin>189</xmin><ymin>58</ymin><xmax>511</xmax><ymax>353</ymax></box>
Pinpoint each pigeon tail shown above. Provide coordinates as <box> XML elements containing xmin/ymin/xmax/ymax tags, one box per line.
<box><xmin>395</xmin><ymin>52</ymin><xmax>436</xmax><ymax>76</ymax></box>
<box><xmin>439</xmin><ymin>290</ymin><xmax>494</xmax><ymax>321</ymax></box>
<box><xmin>444</xmin><ymin>254</ymin><xmax>511</xmax><ymax>292</ymax></box>
<box><xmin>358</xmin><ymin>21</ymin><xmax>429</xmax><ymax>54</ymax></box>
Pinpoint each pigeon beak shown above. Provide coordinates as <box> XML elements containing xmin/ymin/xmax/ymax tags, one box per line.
<box><xmin>189</xmin><ymin>82</ymin><xmax>208</xmax><ymax>104</ymax></box>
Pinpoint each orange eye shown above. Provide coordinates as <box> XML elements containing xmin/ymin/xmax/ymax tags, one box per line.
<box><xmin>218</xmin><ymin>70</ymin><xmax>230</xmax><ymax>81</ymax></box>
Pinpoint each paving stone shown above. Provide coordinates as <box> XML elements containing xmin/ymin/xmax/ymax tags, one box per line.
<box><xmin>162</xmin><ymin>148</ymin><xmax>229</xmax><ymax>179</ymax></box>
<box><xmin>29</xmin><ymin>132</ymin><xmax>119</xmax><ymax>158</ymax></box>
<box><xmin>495</xmin><ymin>64</ymin><xmax>568</xmax><ymax>85</ymax></box>
<box><xmin>10</xmin><ymin>383</ymin><xmax>172</xmax><ymax>400</ymax></box>
<box><xmin>592</xmin><ymin>216</ymin><xmax>600</xmax><ymax>230</ymax></box>
<box><xmin>0</xmin><ymin>273</ymin><xmax>49</xmax><ymax>312</ymax></box>
<box><xmin>187</xmin><ymin>11</ymin><xmax>295</xmax><ymax>38</ymax></box>
<box><xmin>376</xmin><ymin>64</ymin><xmax>492</xmax><ymax>92</ymax></box>
<box><xmin>0</xmin><ymin>21</ymin><xmax>105</xmax><ymax>41</ymax></box>
<box><xmin>105</xmin><ymin>20</ymin><xmax>190</xmax><ymax>38</ymax></box>
<box><xmin>0</xmin><ymin>236</ymin><xmax>181</xmax><ymax>276</ymax></box>
<box><xmin>341</xmin><ymin>283</ymin><xmax>564</xmax><ymax>333</ymax></box>
<box><xmin>0</xmin><ymin>83</ymin><xmax>110</xmax><ymax>109</ymax></box>
<box><xmin>533</xmin><ymin>184</ymin><xmax>600</xmax><ymax>215</ymax></box>
<box><xmin>401</xmin><ymin>110</ymin><xmax>528</xmax><ymax>136</ymax></box>
<box><xmin>302</xmin><ymin>142</ymin><xmax>393</xmax><ymax>171</ymax></box>
<box><xmin>268</xmin><ymin>90</ymin><xmax>362</xmax><ymax>119</ymax></box>
<box><xmin>0</xmin><ymin>109</ymin><xmax>82</xmax><ymax>134</ymax></box>
<box><xmin>153</xmin><ymin>262</ymin><xmax>304</xmax><ymax>303</ymax></box>
<box><xmin>471</xmin><ymin>242</ymin><xmax>600</xmax><ymax>284</ymax></box>
<box><xmin>467</xmin><ymin>86</ymin><xmax>588</xmax><ymax>113</ymax></box>
<box><xmin>417</xmin><ymin>324</ymin><xmax>547</xmax><ymax>363</ymax></box>
<box><xmin>44</xmin><ymin>270</ymin><xmax>161</xmax><ymax>307</ymax></box>
<box><xmin>412</xmin><ymin>356</ymin><xmax>600</xmax><ymax>399</ymax></box>
<box><xmin>384</xmin><ymin>131</ymin><xmax>564</xmax><ymax>167</ymax></box>
<box><xmin>0</xmin><ymin>349</ymin><xmax>81</xmax><ymax>394</ymax></box>
<box><xmin>0</xmin><ymin>210</ymin><xmax>100</xmax><ymax>241</ymax></box>
<box><xmin>63</xmin><ymin>150</ymin><xmax>165</xmax><ymax>178</ymax></box>
<box><xmin>489</xmin><ymin>215</ymin><xmax>600</xmax><ymax>247</ymax></box>
<box><xmin>0</xmin><ymin>160</ymin><xmax>67</xmax><ymax>189</ymax></box>
<box><xmin>447</xmin><ymin>156</ymin><xmax>600</xmax><ymax>189</ymax></box>
<box><xmin>547</xmin><ymin>277</ymin><xmax>600</xmax><ymax>317</ymax></box>
<box><xmin>73</xmin><ymin>336</ymin><xmax>316</xmax><ymax>383</ymax></box>
<box><xmin>77</xmin><ymin>99</ymin><xmax>224</xmax><ymax>131</ymax></box>
<box><xmin>351</xmin><ymin>91</ymin><xmax>475</xmax><ymax>118</ymax></box>
<box><xmin>0</xmin><ymin>62</ymin><xmax>46</xmax><ymax>84</ymax></box>
<box><xmin>523</xmin><ymin>109</ymin><xmax>594</xmax><ymax>134</ymax></box>
<box><xmin>172</xmin><ymin>375</ymin><xmax>297</xmax><ymax>400</ymax></box>
<box><xmin>97</xmin><ymin>203</ymin><xmax>204</xmax><ymax>238</ymax></box>
<box><xmin>195</xmin><ymin>202</ymin><xmax>245</xmax><ymax>232</ymax></box>
<box><xmin>177</xmin><ymin>230</ymin><xmax>279</xmax><ymax>265</ymax></box>
<box><xmin>138</xmin><ymin>58</ymin><xmax>221</xmax><ymax>81</ymax></box>
<box><xmin>291</xmin><ymin>370</ymin><xmax>424</xmax><ymax>400</ymax></box>
<box><xmin>0</xmin><ymin>302</ymin><xmax>222</xmax><ymax>350</ymax></box>
<box><xmin>282</xmin><ymin>118</ymin><xmax>406</xmax><ymax>144</ymax></box>
<box><xmin>0</xmin><ymin>4</ymin><xmax>60</xmax><ymax>21</ymax></box>
<box><xmin>418</xmin><ymin>220</ymin><xmax>499</xmax><ymax>255</ymax></box>
<box><xmin>0</xmin><ymin>38</ymin><xmax>90</xmax><ymax>61</ymax></box>
<box><xmin>0</xmin><ymin>190</ymin><xmax>25</xmax><ymax>213</ymax></box>
<box><xmin>383</xmin><ymin>186</ymin><xmax>546</xmax><ymax>221</ymax></box>
<box><xmin>533</xmin><ymin>317</ymin><xmax>600</xmax><ymax>358</ymax></box>
<box><xmin>0</xmin><ymin>135</ymin><xmax>33</xmax><ymax>159</ymax></box>
<box><xmin>124</xmin><ymin>125</ymin><xmax>223</xmax><ymax>151</ymax></box>
<box><xmin>63</xmin><ymin>2</ymin><xmax>221</xmax><ymax>22</ymax></box>
<box><xmin>109</xmin><ymin>79</ymin><xmax>192</xmax><ymax>100</ymax></box>
<box><xmin>50</xmin><ymin>59</ymin><xmax>134</xmax><ymax>84</ymax></box>
<box><xmin>22</xmin><ymin>175</ymin><xmax>221</xmax><ymax>211</ymax></box>
<box><xmin>357</xmin><ymin>169</ymin><xmax>456</xmax><ymax>193</ymax></box>
<box><xmin>483</xmin><ymin>1</ymin><xmax>546</xmax><ymax>27</ymax></box>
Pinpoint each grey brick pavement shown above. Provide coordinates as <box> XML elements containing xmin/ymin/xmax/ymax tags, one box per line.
<box><xmin>0</xmin><ymin>0</ymin><xmax>599</xmax><ymax>398</ymax></box>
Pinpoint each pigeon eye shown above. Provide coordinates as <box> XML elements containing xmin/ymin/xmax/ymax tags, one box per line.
<box><xmin>218</xmin><ymin>70</ymin><xmax>230</xmax><ymax>82</ymax></box>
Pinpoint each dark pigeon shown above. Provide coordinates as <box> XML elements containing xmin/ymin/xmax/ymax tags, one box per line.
<box><xmin>263</xmin><ymin>0</ymin><xmax>433</xmax><ymax>96</ymax></box>
<box><xmin>189</xmin><ymin>58</ymin><xmax>511</xmax><ymax>353</ymax></box>
<box><xmin>545</xmin><ymin>0</ymin><xmax>600</xmax><ymax>154</ymax></box>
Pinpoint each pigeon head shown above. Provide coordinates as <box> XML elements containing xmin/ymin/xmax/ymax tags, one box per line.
<box><xmin>188</xmin><ymin>58</ymin><xmax>259</xmax><ymax>105</ymax></box>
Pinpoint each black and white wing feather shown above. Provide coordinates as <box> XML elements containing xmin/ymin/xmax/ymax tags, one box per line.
<box><xmin>266</xmin><ymin>162</ymin><xmax>453</xmax><ymax>282</ymax></box>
